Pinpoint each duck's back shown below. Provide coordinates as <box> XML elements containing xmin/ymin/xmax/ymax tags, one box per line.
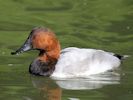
<box><xmin>51</xmin><ymin>47</ymin><xmax>121</xmax><ymax>78</ymax></box>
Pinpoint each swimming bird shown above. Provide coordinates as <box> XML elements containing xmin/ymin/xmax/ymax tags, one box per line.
<box><xmin>11</xmin><ymin>27</ymin><xmax>127</xmax><ymax>78</ymax></box>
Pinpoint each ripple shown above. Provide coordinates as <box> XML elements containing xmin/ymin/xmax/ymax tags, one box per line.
<box><xmin>26</xmin><ymin>2</ymin><xmax>73</xmax><ymax>12</ymax></box>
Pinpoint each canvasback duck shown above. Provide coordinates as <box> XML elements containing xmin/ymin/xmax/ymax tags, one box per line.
<box><xmin>11</xmin><ymin>27</ymin><xmax>127</xmax><ymax>78</ymax></box>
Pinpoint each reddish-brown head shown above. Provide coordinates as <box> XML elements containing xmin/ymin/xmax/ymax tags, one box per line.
<box><xmin>12</xmin><ymin>27</ymin><xmax>61</xmax><ymax>61</ymax></box>
<box><xmin>11</xmin><ymin>27</ymin><xmax>61</xmax><ymax>76</ymax></box>
<box><xmin>31</xmin><ymin>27</ymin><xmax>61</xmax><ymax>61</ymax></box>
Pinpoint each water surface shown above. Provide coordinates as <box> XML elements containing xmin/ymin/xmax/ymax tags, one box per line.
<box><xmin>0</xmin><ymin>0</ymin><xmax>133</xmax><ymax>100</ymax></box>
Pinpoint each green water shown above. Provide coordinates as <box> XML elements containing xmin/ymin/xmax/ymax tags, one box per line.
<box><xmin>0</xmin><ymin>0</ymin><xmax>133</xmax><ymax>100</ymax></box>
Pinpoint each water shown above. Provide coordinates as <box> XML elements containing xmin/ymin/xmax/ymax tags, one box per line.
<box><xmin>0</xmin><ymin>0</ymin><xmax>133</xmax><ymax>100</ymax></box>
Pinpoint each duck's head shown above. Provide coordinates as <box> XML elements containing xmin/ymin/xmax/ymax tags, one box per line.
<box><xmin>11</xmin><ymin>27</ymin><xmax>61</xmax><ymax>76</ymax></box>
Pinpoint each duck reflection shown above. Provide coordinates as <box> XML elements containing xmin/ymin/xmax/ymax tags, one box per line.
<box><xmin>31</xmin><ymin>77</ymin><xmax>62</xmax><ymax>100</ymax></box>
<box><xmin>31</xmin><ymin>72</ymin><xmax>120</xmax><ymax>100</ymax></box>
<box><xmin>54</xmin><ymin>72</ymin><xmax>120</xmax><ymax>90</ymax></box>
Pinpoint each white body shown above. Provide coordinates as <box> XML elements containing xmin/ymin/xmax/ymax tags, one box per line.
<box><xmin>51</xmin><ymin>47</ymin><xmax>121</xmax><ymax>78</ymax></box>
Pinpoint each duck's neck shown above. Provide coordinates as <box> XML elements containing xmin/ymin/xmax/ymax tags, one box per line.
<box><xmin>38</xmin><ymin>38</ymin><xmax>61</xmax><ymax>63</ymax></box>
<box><xmin>29</xmin><ymin>49</ymin><xmax>60</xmax><ymax>76</ymax></box>
<box><xmin>38</xmin><ymin>49</ymin><xmax>60</xmax><ymax>64</ymax></box>
<box><xmin>39</xmin><ymin>40</ymin><xmax>60</xmax><ymax>64</ymax></box>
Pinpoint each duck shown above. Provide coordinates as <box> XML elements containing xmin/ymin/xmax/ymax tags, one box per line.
<box><xmin>11</xmin><ymin>27</ymin><xmax>127</xmax><ymax>78</ymax></box>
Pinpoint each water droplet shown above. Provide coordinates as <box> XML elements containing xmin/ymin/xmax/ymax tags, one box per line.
<box><xmin>8</xmin><ymin>64</ymin><xmax>13</xmax><ymax>66</ymax></box>
<box><xmin>126</xmin><ymin>26</ymin><xmax>130</xmax><ymax>30</ymax></box>
<box><xmin>2</xmin><ymin>51</ymin><xmax>5</xmax><ymax>55</ymax></box>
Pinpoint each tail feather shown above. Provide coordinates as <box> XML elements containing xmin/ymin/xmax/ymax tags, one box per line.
<box><xmin>114</xmin><ymin>54</ymin><xmax>130</xmax><ymax>60</ymax></box>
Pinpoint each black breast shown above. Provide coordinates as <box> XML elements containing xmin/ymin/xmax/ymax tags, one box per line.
<box><xmin>29</xmin><ymin>59</ymin><xmax>57</xmax><ymax>76</ymax></box>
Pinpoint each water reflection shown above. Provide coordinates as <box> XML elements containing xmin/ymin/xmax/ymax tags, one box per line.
<box><xmin>30</xmin><ymin>72</ymin><xmax>120</xmax><ymax>100</ymax></box>
<box><xmin>54</xmin><ymin>72</ymin><xmax>120</xmax><ymax>90</ymax></box>
<box><xmin>31</xmin><ymin>77</ymin><xmax>62</xmax><ymax>100</ymax></box>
